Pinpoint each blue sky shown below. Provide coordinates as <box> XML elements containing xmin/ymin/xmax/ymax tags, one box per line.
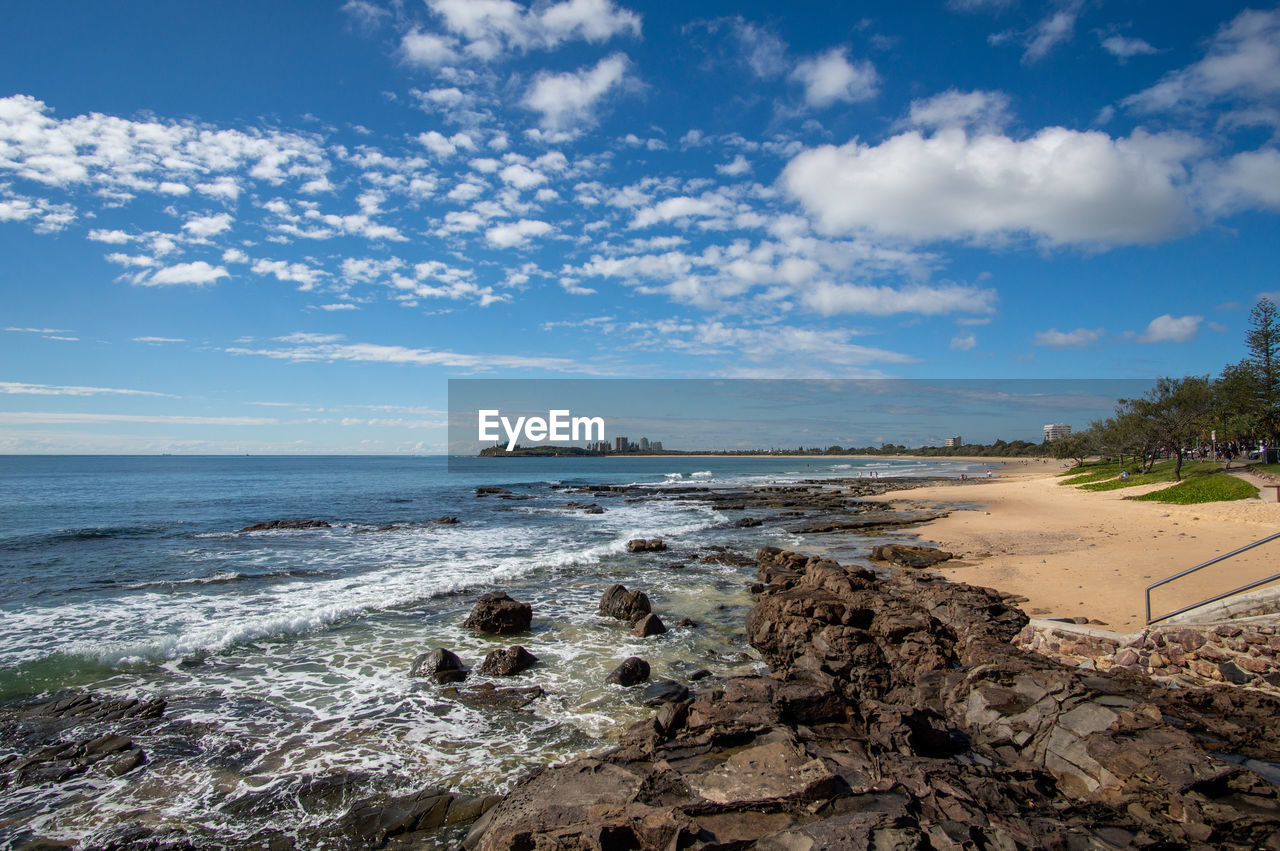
<box><xmin>2</xmin><ymin>1</ymin><xmax>1278</xmax><ymax>453</ymax></box>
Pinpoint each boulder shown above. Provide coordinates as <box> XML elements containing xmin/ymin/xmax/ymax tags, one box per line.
<box><xmin>463</xmin><ymin>592</ymin><xmax>532</xmax><ymax>635</ymax></box>
<box><xmin>869</xmin><ymin>543</ymin><xmax>954</xmax><ymax>569</ymax></box>
<box><xmin>442</xmin><ymin>683</ymin><xmax>543</xmax><ymax>711</ymax></box>
<box><xmin>605</xmin><ymin>657</ymin><xmax>650</xmax><ymax>686</ymax></box>
<box><xmin>630</xmin><ymin>613</ymin><xmax>667</xmax><ymax>638</ymax></box>
<box><xmin>410</xmin><ymin>648</ymin><xmax>469</xmax><ymax>683</ymax></box>
<box><xmin>641</xmin><ymin>680</ymin><xmax>690</xmax><ymax>706</ymax></box>
<box><xmin>626</xmin><ymin>538</ymin><xmax>667</xmax><ymax>553</ymax></box>
<box><xmin>478</xmin><ymin>646</ymin><xmax>538</xmax><ymax>677</ymax></box>
<box><xmin>598</xmin><ymin>584</ymin><xmax>651</xmax><ymax>622</ymax></box>
<box><xmin>434</xmin><ymin>516</ymin><xmax>459</xmax><ymax>524</ymax></box>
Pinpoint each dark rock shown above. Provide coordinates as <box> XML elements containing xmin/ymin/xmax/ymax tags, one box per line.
<box><xmin>626</xmin><ymin>538</ymin><xmax>667</xmax><ymax>553</ymax></box>
<box><xmin>630</xmin><ymin>613</ymin><xmax>667</xmax><ymax>637</ymax></box>
<box><xmin>641</xmin><ymin>680</ymin><xmax>690</xmax><ymax>706</ymax></box>
<box><xmin>734</xmin><ymin>517</ymin><xmax>763</xmax><ymax>527</ymax></box>
<box><xmin>237</xmin><ymin>519</ymin><xmax>331</xmax><ymax>533</ymax></box>
<box><xmin>689</xmin><ymin>669</ymin><xmax>712</xmax><ymax>681</ymax></box>
<box><xmin>584</xmin><ymin>505</ymin><xmax>605</xmax><ymax>514</ymax></box>
<box><xmin>434</xmin><ymin>516</ymin><xmax>460</xmax><ymax>524</ymax></box>
<box><xmin>598</xmin><ymin>584</ymin><xmax>651</xmax><ymax>622</ymax></box>
<box><xmin>410</xmin><ymin>648</ymin><xmax>469</xmax><ymax>683</ymax></box>
<box><xmin>605</xmin><ymin>657</ymin><xmax>650</xmax><ymax>686</ymax></box>
<box><xmin>463</xmin><ymin>592</ymin><xmax>531</xmax><ymax>635</ymax></box>
<box><xmin>442</xmin><ymin>683</ymin><xmax>543</xmax><ymax>711</ymax></box>
<box><xmin>677</xmin><ymin>618</ymin><xmax>698</xmax><ymax>628</ymax></box>
<box><xmin>475</xmin><ymin>487</ymin><xmax>511</xmax><ymax>496</ymax></box>
<box><xmin>869</xmin><ymin>543</ymin><xmax>954</xmax><ymax>569</ymax></box>
<box><xmin>478</xmin><ymin>646</ymin><xmax>538</xmax><ymax>677</ymax></box>
<box><xmin>1220</xmin><ymin>661</ymin><xmax>1253</xmax><ymax>685</ymax></box>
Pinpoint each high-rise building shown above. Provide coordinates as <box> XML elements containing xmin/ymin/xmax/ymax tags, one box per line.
<box><xmin>650</xmin><ymin>441</ymin><xmax>662</xmax><ymax>451</ymax></box>
<box><xmin>614</xmin><ymin>436</ymin><xmax>629</xmax><ymax>453</ymax></box>
<box><xmin>638</xmin><ymin>437</ymin><xmax>650</xmax><ymax>451</ymax></box>
<box><xmin>944</xmin><ymin>436</ymin><xmax>962</xmax><ymax>448</ymax></box>
<box><xmin>1043</xmin><ymin>423</ymin><xmax>1072</xmax><ymax>442</ymax></box>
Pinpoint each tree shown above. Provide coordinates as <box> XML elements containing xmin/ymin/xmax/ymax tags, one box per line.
<box><xmin>1128</xmin><ymin>376</ymin><xmax>1214</xmax><ymax>481</ymax></box>
<box><xmin>1245</xmin><ymin>297</ymin><xmax>1280</xmax><ymax>441</ymax></box>
<box><xmin>1049</xmin><ymin>429</ymin><xmax>1094</xmax><ymax>467</ymax></box>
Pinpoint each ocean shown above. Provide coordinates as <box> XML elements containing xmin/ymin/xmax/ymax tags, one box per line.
<box><xmin>0</xmin><ymin>454</ymin><xmax>980</xmax><ymax>845</ymax></box>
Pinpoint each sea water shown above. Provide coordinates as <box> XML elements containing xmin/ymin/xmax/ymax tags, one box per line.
<box><xmin>0</xmin><ymin>454</ymin><xmax>976</xmax><ymax>844</ymax></box>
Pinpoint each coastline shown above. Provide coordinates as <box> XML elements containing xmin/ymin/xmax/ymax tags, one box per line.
<box><xmin>865</xmin><ymin>464</ymin><xmax>1280</xmax><ymax>630</ymax></box>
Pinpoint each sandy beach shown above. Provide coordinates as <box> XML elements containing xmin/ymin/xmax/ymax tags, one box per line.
<box><xmin>868</xmin><ymin>462</ymin><xmax>1280</xmax><ymax>631</ymax></box>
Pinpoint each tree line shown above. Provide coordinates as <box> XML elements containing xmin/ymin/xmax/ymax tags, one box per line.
<box><xmin>1050</xmin><ymin>297</ymin><xmax>1280</xmax><ymax>481</ymax></box>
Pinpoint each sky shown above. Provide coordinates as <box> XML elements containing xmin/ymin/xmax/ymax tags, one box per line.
<box><xmin>2</xmin><ymin>1</ymin><xmax>1279</xmax><ymax>453</ymax></box>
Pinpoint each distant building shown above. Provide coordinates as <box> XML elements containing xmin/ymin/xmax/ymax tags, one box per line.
<box><xmin>650</xmin><ymin>441</ymin><xmax>662</xmax><ymax>452</ymax></box>
<box><xmin>944</xmin><ymin>436</ymin><xmax>962</xmax><ymax>448</ymax></box>
<box><xmin>1043</xmin><ymin>423</ymin><xmax>1072</xmax><ymax>442</ymax></box>
<box><xmin>638</xmin><ymin>437</ymin><xmax>650</xmax><ymax>451</ymax></box>
<box><xmin>614</xmin><ymin>436</ymin><xmax>629</xmax><ymax>453</ymax></box>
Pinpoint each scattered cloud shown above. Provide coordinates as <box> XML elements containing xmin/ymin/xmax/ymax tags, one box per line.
<box><xmin>1033</xmin><ymin>327</ymin><xmax>1104</xmax><ymax>348</ymax></box>
<box><xmin>132</xmin><ymin>336</ymin><xmax>185</xmax><ymax>344</ymax></box>
<box><xmin>949</xmin><ymin>333</ymin><xmax>977</xmax><ymax>351</ymax></box>
<box><xmin>1022</xmin><ymin>1</ymin><xmax>1084</xmax><ymax>63</ymax></box>
<box><xmin>900</xmin><ymin>89</ymin><xmax>1012</xmax><ymax>133</ymax></box>
<box><xmin>0</xmin><ymin>412</ymin><xmax>276</xmax><ymax>426</ymax></box>
<box><xmin>1100</xmin><ymin>34</ymin><xmax>1157</xmax><ymax>61</ymax></box>
<box><xmin>790</xmin><ymin>48</ymin><xmax>879</xmax><ymax>108</ymax></box>
<box><xmin>143</xmin><ymin>261</ymin><xmax>230</xmax><ymax>286</ymax></box>
<box><xmin>1135</xmin><ymin>313</ymin><xmax>1202</xmax><ymax>343</ymax></box>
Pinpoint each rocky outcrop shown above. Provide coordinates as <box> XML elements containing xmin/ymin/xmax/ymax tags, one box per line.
<box><xmin>598</xmin><ymin>584</ymin><xmax>651</xmax><ymax>622</ymax></box>
<box><xmin>410</xmin><ymin>648</ymin><xmax>469</xmax><ymax>683</ymax></box>
<box><xmin>869</xmin><ymin>542</ymin><xmax>954</xmax><ymax>568</ymax></box>
<box><xmin>478</xmin><ymin>646</ymin><xmax>538</xmax><ymax>677</ymax></box>
<box><xmin>462</xmin><ymin>592</ymin><xmax>532</xmax><ymax>635</ymax></box>
<box><xmin>237</xmin><ymin>519</ymin><xmax>331</xmax><ymax>533</ymax></box>
<box><xmin>626</xmin><ymin>538</ymin><xmax>667</xmax><ymax>553</ymax></box>
<box><xmin>605</xmin><ymin>657</ymin><xmax>650</xmax><ymax>686</ymax></box>
<box><xmin>467</xmin><ymin>548</ymin><xmax>1280</xmax><ymax>850</ymax></box>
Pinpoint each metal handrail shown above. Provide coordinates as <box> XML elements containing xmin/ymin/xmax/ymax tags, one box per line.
<box><xmin>1146</xmin><ymin>531</ymin><xmax>1280</xmax><ymax>625</ymax></box>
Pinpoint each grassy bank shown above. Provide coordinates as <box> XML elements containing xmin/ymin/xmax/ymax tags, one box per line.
<box><xmin>1128</xmin><ymin>474</ymin><xmax>1258</xmax><ymax>504</ymax></box>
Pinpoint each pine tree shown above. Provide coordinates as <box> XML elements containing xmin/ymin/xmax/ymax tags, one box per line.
<box><xmin>1246</xmin><ymin>297</ymin><xmax>1280</xmax><ymax>440</ymax></box>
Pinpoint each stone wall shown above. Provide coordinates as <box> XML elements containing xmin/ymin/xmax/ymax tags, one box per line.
<box><xmin>1018</xmin><ymin>618</ymin><xmax>1280</xmax><ymax>695</ymax></box>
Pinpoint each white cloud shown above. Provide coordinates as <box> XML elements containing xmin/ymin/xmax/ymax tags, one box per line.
<box><xmin>1197</xmin><ymin>147</ymin><xmax>1280</xmax><ymax>213</ymax></box>
<box><xmin>801</xmin><ymin>282</ymin><xmax>996</xmax><ymax>316</ymax></box>
<box><xmin>5</xmin><ymin>327</ymin><xmax>71</xmax><ymax>334</ymax></box>
<box><xmin>1100</xmin><ymin>35</ymin><xmax>1157</xmax><ymax>60</ymax></box>
<box><xmin>781</xmin><ymin>127</ymin><xmax>1196</xmax><ymax>246</ymax></box>
<box><xmin>318</xmin><ymin>303</ymin><xmax>358</xmax><ymax>311</ymax></box>
<box><xmin>417</xmin><ymin>130</ymin><xmax>476</xmax><ymax>158</ymax></box>
<box><xmin>498</xmin><ymin>163</ymin><xmax>548</xmax><ymax>189</ymax></box>
<box><xmin>227</xmin><ymin>338</ymin><xmax>604</xmax><ymax>374</ymax></box>
<box><xmin>485</xmin><ymin>218</ymin><xmax>553</xmax><ymax>248</ymax></box>
<box><xmin>1136</xmin><ymin>314</ymin><xmax>1202</xmax><ymax>343</ymax></box>
<box><xmin>1124</xmin><ymin>9</ymin><xmax>1280</xmax><ymax>113</ymax></box>
<box><xmin>144</xmin><ymin>261</ymin><xmax>230</xmax><ymax>286</ymax></box>
<box><xmin>222</xmin><ymin>248</ymin><xmax>250</xmax><ymax>264</ymax></box>
<box><xmin>252</xmin><ymin>259</ymin><xmax>326</xmax><ymax>290</ymax></box>
<box><xmin>630</xmin><ymin>193</ymin><xmax>733</xmax><ymax>228</ymax></box>
<box><xmin>522</xmin><ymin>53</ymin><xmax>630</xmax><ymax>130</ymax></box>
<box><xmin>790</xmin><ymin>48</ymin><xmax>878</xmax><ymax>107</ymax></box>
<box><xmin>182</xmin><ymin>212</ymin><xmax>233</xmax><ymax>239</ymax></box>
<box><xmin>715</xmin><ymin>155</ymin><xmax>752</xmax><ymax>177</ymax></box>
<box><xmin>87</xmin><ymin>228</ymin><xmax>131</xmax><ymax>244</ymax></box>
<box><xmin>341</xmin><ymin>256</ymin><xmax>404</xmax><ymax>283</ymax></box>
<box><xmin>1022</xmin><ymin>1</ymin><xmax>1083</xmax><ymax>63</ymax></box>
<box><xmin>132</xmin><ymin>337</ymin><xmax>185</xmax><ymax>344</ymax></box>
<box><xmin>901</xmin><ymin>89</ymin><xmax>1011</xmax><ymax>132</ymax></box>
<box><xmin>0</xmin><ymin>381</ymin><xmax>176</xmax><ymax>397</ymax></box>
<box><xmin>423</xmin><ymin>0</ymin><xmax>640</xmax><ymax>61</ymax></box>
<box><xmin>949</xmin><ymin>333</ymin><xmax>977</xmax><ymax>351</ymax></box>
<box><xmin>400</xmin><ymin>29</ymin><xmax>461</xmax><ymax>67</ymax></box>
<box><xmin>1033</xmin><ymin>327</ymin><xmax>1103</xmax><ymax>348</ymax></box>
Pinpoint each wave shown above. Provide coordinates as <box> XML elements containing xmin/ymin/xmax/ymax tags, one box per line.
<box><xmin>2</xmin><ymin>524</ymin><xmax>169</xmax><ymax>549</ymax></box>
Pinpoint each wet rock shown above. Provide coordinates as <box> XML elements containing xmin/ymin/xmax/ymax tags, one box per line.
<box><xmin>641</xmin><ymin>680</ymin><xmax>689</xmax><ymax>706</ymax></box>
<box><xmin>626</xmin><ymin>538</ymin><xmax>667</xmax><ymax>553</ymax></box>
<box><xmin>869</xmin><ymin>543</ymin><xmax>954</xmax><ymax>569</ymax></box>
<box><xmin>677</xmin><ymin>618</ymin><xmax>698</xmax><ymax>628</ymax></box>
<box><xmin>478</xmin><ymin>646</ymin><xmax>538</xmax><ymax>677</ymax></box>
<box><xmin>433</xmin><ymin>516</ymin><xmax>459</xmax><ymax>524</ymax></box>
<box><xmin>463</xmin><ymin>592</ymin><xmax>531</xmax><ymax>635</ymax></box>
<box><xmin>598</xmin><ymin>584</ymin><xmax>651</xmax><ymax>622</ymax></box>
<box><xmin>339</xmin><ymin>786</ymin><xmax>500</xmax><ymax>846</ymax></box>
<box><xmin>237</xmin><ymin>519</ymin><xmax>331</xmax><ymax>533</ymax></box>
<box><xmin>630</xmin><ymin>613</ymin><xmax>667</xmax><ymax>638</ymax></box>
<box><xmin>410</xmin><ymin>648</ymin><xmax>469</xmax><ymax>683</ymax></box>
<box><xmin>583</xmin><ymin>505</ymin><xmax>605</xmax><ymax>514</ymax></box>
<box><xmin>474</xmin><ymin>487</ymin><xmax>511</xmax><ymax>496</ymax></box>
<box><xmin>442</xmin><ymin>683</ymin><xmax>543</xmax><ymax>711</ymax></box>
<box><xmin>605</xmin><ymin>657</ymin><xmax>650</xmax><ymax>686</ymax></box>
<box><xmin>734</xmin><ymin>517</ymin><xmax>763</xmax><ymax>527</ymax></box>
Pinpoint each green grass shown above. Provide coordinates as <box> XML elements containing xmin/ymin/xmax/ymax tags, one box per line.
<box><xmin>1127</xmin><ymin>473</ymin><xmax>1258</xmax><ymax>504</ymax></box>
<box><xmin>1060</xmin><ymin>466</ymin><xmax>1128</xmax><ymax>485</ymax></box>
<box><xmin>1253</xmin><ymin>462</ymin><xmax>1280</xmax><ymax>476</ymax></box>
<box><xmin>1078</xmin><ymin>459</ymin><xmax>1221</xmax><ymax>491</ymax></box>
<box><xmin>1056</xmin><ymin>459</ymin><xmax>1119</xmax><ymax>477</ymax></box>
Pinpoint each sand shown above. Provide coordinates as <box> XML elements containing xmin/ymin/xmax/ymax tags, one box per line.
<box><xmin>865</xmin><ymin>463</ymin><xmax>1280</xmax><ymax>632</ymax></box>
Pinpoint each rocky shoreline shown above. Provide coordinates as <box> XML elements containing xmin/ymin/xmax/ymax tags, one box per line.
<box><xmin>5</xmin><ymin>475</ymin><xmax>1279</xmax><ymax>848</ymax></box>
